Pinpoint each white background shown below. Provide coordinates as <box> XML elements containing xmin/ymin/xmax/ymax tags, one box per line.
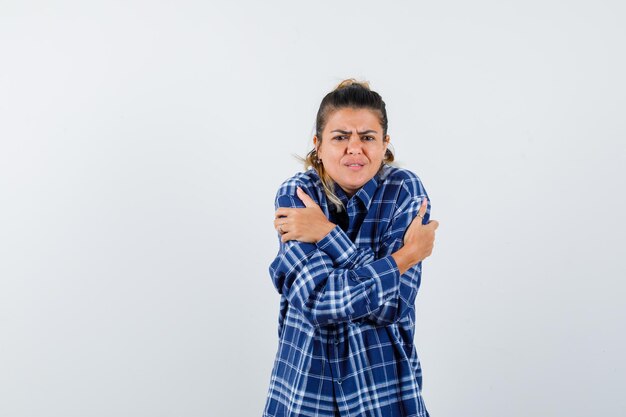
<box><xmin>1</xmin><ymin>1</ymin><xmax>625</xmax><ymax>416</ymax></box>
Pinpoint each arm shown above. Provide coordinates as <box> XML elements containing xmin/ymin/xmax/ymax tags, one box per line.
<box><xmin>269</xmin><ymin>175</ymin><xmax>431</xmax><ymax>327</ymax></box>
<box><xmin>369</xmin><ymin>191</ymin><xmax>431</xmax><ymax>325</ymax></box>
<box><xmin>269</xmin><ymin>193</ymin><xmax>403</xmax><ymax>328</ymax></box>
<box><xmin>316</xmin><ymin>177</ymin><xmax>432</xmax><ymax>325</ymax></box>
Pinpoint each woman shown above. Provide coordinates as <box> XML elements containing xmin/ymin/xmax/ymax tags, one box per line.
<box><xmin>263</xmin><ymin>79</ymin><xmax>439</xmax><ymax>417</ymax></box>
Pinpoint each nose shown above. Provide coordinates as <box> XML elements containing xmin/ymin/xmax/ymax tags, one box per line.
<box><xmin>346</xmin><ymin>134</ymin><xmax>362</xmax><ymax>154</ymax></box>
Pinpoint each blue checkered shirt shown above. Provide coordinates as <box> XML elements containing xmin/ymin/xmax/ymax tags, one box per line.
<box><xmin>263</xmin><ymin>164</ymin><xmax>431</xmax><ymax>417</ymax></box>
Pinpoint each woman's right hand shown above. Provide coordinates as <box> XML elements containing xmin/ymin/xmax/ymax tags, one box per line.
<box><xmin>391</xmin><ymin>198</ymin><xmax>439</xmax><ymax>275</ymax></box>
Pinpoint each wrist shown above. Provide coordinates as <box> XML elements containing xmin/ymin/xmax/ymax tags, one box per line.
<box><xmin>391</xmin><ymin>246</ymin><xmax>418</xmax><ymax>275</ymax></box>
<box><xmin>391</xmin><ymin>248</ymin><xmax>406</xmax><ymax>275</ymax></box>
<box><xmin>316</xmin><ymin>222</ymin><xmax>337</xmax><ymax>243</ymax></box>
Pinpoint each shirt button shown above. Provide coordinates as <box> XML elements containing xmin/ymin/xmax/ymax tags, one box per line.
<box><xmin>337</xmin><ymin>378</ymin><xmax>342</xmax><ymax>384</ymax></box>
<box><xmin>334</xmin><ymin>338</ymin><xmax>339</xmax><ymax>345</ymax></box>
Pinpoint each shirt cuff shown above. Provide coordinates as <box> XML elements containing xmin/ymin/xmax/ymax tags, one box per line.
<box><xmin>365</xmin><ymin>255</ymin><xmax>401</xmax><ymax>304</ymax></box>
<box><xmin>315</xmin><ymin>225</ymin><xmax>357</xmax><ymax>266</ymax></box>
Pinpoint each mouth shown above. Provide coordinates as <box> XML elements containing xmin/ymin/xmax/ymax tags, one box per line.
<box><xmin>345</xmin><ymin>163</ymin><xmax>365</xmax><ymax>171</ymax></box>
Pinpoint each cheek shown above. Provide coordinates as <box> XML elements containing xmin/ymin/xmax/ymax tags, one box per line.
<box><xmin>367</xmin><ymin>146</ymin><xmax>386</xmax><ymax>160</ymax></box>
<box><xmin>322</xmin><ymin>148</ymin><xmax>341</xmax><ymax>161</ymax></box>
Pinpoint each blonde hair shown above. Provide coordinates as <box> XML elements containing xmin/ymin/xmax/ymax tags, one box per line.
<box><xmin>296</xmin><ymin>78</ymin><xmax>395</xmax><ymax>212</ymax></box>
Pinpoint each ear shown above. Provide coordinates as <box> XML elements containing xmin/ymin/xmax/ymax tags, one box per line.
<box><xmin>383</xmin><ymin>134</ymin><xmax>390</xmax><ymax>150</ymax></box>
<box><xmin>313</xmin><ymin>136</ymin><xmax>321</xmax><ymax>154</ymax></box>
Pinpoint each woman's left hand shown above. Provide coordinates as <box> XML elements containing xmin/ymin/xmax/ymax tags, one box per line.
<box><xmin>274</xmin><ymin>187</ymin><xmax>336</xmax><ymax>243</ymax></box>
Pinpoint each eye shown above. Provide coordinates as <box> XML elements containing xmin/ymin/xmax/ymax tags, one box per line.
<box><xmin>362</xmin><ymin>136</ymin><xmax>375</xmax><ymax>141</ymax></box>
<box><xmin>333</xmin><ymin>135</ymin><xmax>347</xmax><ymax>141</ymax></box>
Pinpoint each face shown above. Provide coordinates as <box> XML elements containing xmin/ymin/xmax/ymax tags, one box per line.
<box><xmin>314</xmin><ymin>107</ymin><xmax>389</xmax><ymax>197</ymax></box>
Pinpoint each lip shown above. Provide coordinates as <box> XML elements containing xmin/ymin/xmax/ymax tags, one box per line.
<box><xmin>345</xmin><ymin>163</ymin><xmax>364</xmax><ymax>171</ymax></box>
<box><xmin>344</xmin><ymin>160</ymin><xmax>366</xmax><ymax>166</ymax></box>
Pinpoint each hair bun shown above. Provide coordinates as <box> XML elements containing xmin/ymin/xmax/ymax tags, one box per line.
<box><xmin>335</xmin><ymin>78</ymin><xmax>371</xmax><ymax>91</ymax></box>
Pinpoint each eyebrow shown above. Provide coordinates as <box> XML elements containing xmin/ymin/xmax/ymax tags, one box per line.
<box><xmin>330</xmin><ymin>129</ymin><xmax>378</xmax><ymax>135</ymax></box>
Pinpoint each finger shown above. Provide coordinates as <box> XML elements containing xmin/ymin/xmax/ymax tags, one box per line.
<box><xmin>275</xmin><ymin>207</ymin><xmax>292</xmax><ymax>218</ymax></box>
<box><xmin>296</xmin><ymin>186</ymin><xmax>318</xmax><ymax>208</ymax></box>
<box><xmin>281</xmin><ymin>231</ymin><xmax>294</xmax><ymax>243</ymax></box>
<box><xmin>427</xmin><ymin>219</ymin><xmax>439</xmax><ymax>230</ymax></box>
<box><xmin>418</xmin><ymin>197</ymin><xmax>428</xmax><ymax>219</ymax></box>
<box><xmin>274</xmin><ymin>219</ymin><xmax>287</xmax><ymax>230</ymax></box>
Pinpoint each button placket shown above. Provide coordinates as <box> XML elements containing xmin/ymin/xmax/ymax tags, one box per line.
<box><xmin>328</xmin><ymin>327</ymin><xmax>343</xmax><ymax>386</ymax></box>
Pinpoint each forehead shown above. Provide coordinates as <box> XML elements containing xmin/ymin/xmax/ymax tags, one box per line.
<box><xmin>324</xmin><ymin>108</ymin><xmax>381</xmax><ymax>131</ymax></box>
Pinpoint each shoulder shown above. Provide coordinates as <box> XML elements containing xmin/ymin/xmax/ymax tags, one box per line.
<box><xmin>380</xmin><ymin>165</ymin><xmax>428</xmax><ymax>198</ymax></box>
<box><xmin>275</xmin><ymin>169</ymin><xmax>319</xmax><ymax>196</ymax></box>
<box><xmin>273</xmin><ymin>169</ymin><xmax>322</xmax><ymax>208</ymax></box>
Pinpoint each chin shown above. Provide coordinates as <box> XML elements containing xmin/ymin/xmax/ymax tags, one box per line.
<box><xmin>344</xmin><ymin>180</ymin><xmax>367</xmax><ymax>190</ymax></box>
<box><xmin>333</xmin><ymin>171</ymin><xmax>373</xmax><ymax>192</ymax></box>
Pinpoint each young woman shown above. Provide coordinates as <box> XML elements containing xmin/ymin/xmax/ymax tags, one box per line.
<box><xmin>263</xmin><ymin>79</ymin><xmax>439</xmax><ymax>417</ymax></box>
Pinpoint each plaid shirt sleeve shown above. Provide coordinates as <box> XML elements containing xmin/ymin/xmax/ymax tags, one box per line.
<box><xmin>269</xmin><ymin>174</ymin><xmax>430</xmax><ymax>328</ymax></box>
<box><xmin>269</xmin><ymin>193</ymin><xmax>402</xmax><ymax>328</ymax></box>
<box><xmin>316</xmin><ymin>176</ymin><xmax>431</xmax><ymax>325</ymax></box>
